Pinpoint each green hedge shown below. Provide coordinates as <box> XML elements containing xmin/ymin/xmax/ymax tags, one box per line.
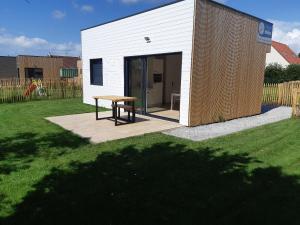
<box><xmin>265</xmin><ymin>63</ymin><xmax>300</xmax><ymax>83</ymax></box>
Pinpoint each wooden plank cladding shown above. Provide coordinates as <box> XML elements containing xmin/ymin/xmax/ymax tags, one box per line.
<box><xmin>0</xmin><ymin>56</ymin><xmax>18</xmax><ymax>79</ymax></box>
<box><xmin>189</xmin><ymin>0</ymin><xmax>272</xmax><ymax>126</ymax></box>
<box><xmin>17</xmin><ymin>55</ymin><xmax>79</xmax><ymax>80</ymax></box>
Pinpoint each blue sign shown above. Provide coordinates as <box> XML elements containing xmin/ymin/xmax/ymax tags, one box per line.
<box><xmin>257</xmin><ymin>20</ymin><xmax>273</xmax><ymax>44</ymax></box>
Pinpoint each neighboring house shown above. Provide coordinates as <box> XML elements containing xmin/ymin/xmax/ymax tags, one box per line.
<box><xmin>0</xmin><ymin>56</ymin><xmax>18</xmax><ymax>79</ymax></box>
<box><xmin>81</xmin><ymin>0</ymin><xmax>272</xmax><ymax>127</ymax></box>
<box><xmin>77</xmin><ymin>59</ymin><xmax>83</xmax><ymax>81</ymax></box>
<box><xmin>266</xmin><ymin>41</ymin><xmax>300</xmax><ymax>67</ymax></box>
<box><xmin>17</xmin><ymin>55</ymin><xmax>80</xmax><ymax>80</ymax></box>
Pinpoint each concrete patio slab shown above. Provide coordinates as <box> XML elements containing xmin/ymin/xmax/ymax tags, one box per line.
<box><xmin>150</xmin><ymin>110</ymin><xmax>180</xmax><ymax>121</ymax></box>
<box><xmin>46</xmin><ymin>111</ymin><xmax>182</xmax><ymax>144</ymax></box>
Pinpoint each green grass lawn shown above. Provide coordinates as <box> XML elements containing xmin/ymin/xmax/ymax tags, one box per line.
<box><xmin>0</xmin><ymin>99</ymin><xmax>300</xmax><ymax>225</ymax></box>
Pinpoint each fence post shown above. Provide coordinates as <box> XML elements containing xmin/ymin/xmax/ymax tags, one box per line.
<box><xmin>292</xmin><ymin>89</ymin><xmax>300</xmax><ymax>117</ymax></box>
<box><xmin>278</xmin><ymin>83</ymin><xmax>282</xmax><ymax>105</ymax></box>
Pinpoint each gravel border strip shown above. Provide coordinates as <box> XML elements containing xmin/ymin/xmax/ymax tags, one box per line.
<box><xmin>164</xmin><ymin>107</ymin><xmax>292</xmax><ymax>141</ymax></box>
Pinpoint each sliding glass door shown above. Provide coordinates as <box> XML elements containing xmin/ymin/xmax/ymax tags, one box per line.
<box><xmin>124</xmin><ymin>57</ymin><xmax>147</xmax><ymax>114</ymax></box>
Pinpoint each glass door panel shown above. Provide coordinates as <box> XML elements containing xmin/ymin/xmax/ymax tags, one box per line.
<box><xmin>125</xmin><ymin>57</ymin><xmax>147</xmax><ymax>114</ymax></box>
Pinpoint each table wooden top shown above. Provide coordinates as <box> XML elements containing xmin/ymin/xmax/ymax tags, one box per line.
<box><xmin>93</xmin><ymin>95</ymin><xmax>137</xmax><ymax>102</ymax></box>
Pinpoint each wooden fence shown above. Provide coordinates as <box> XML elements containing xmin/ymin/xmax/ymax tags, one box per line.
<box><xmin>0</xmin><ymin>78</ymin><xmax>82</xmax><ymax>103</ymax></box>
<box><xmin>263</xmin><ymin>81</ymin><xmax>300</xmax><ymax>106</ymax></box>
<box><xmin>292</xmin><ymin>89</ymin><xmax>300</xmax><ymax>117</ymax></box>
<box><xmin>0</xmin><ymin>78</ymin><xmax>299</xmax><ymax>106</ymax></box>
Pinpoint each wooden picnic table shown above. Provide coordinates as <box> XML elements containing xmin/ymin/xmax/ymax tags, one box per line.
<box><xmin>93</xmin><ymin>95</ymin><xmax>137</xmax><ymax>126</ymax></box>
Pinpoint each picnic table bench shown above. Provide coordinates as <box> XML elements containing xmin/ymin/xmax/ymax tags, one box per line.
<box><xmin>93</xmin><ymin>95</ymin><xmax>137</xmax><ymax>126</ymax></box>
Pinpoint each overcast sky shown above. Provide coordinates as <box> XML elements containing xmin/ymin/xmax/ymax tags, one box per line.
<box><xmin>0</xmin><ymin>0</ymin><xmax>300</xmax><ymax>56</ymax></box>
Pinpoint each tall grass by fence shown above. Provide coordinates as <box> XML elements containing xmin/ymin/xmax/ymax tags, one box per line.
<box><xmin>0</xmin><ymin>78</ymin><xmax>82</xmax><ymax>103</ymax></box>
<box><xmin>263</xmin><ymin>81</ymin><xmax>300</xmax><ymax>106</ymax></box>
<box><xmin>262</xmin><ymin>83</ymin><xmax>279</xmax><ymax>105</ymax></box>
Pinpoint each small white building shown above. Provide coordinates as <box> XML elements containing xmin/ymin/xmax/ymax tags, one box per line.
<box><xmin>81</xmin><ymin>0</ymin><xmax>272</xmax><ymax>127</ymax></box>
<box><xmin>266</xmin><ymin>41</ymin><xmax>300</xmax><ymax>67</ymax></box>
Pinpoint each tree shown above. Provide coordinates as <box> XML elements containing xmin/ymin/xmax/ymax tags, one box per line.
<box><xmin>285</xmin><ymin>64</ymin><xmax>300</xmax><ymax>81</ymax></box>
<box><xmin>298</xmin><ymin>53</ymin><xmax>300</xmax><ymax>58</ymax></box>
<box><xmin>264</xmin><ymin>63</ymin><xmax>285</xmax><ymax>83</ymax></box>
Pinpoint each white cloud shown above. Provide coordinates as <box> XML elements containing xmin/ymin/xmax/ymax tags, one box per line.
<box><xmin>72</xmin><ymin>1</ymin><xmax>94</xmax><ymax>13</ymax></box>
<box><xmin>116</xmin><ymin>0</ymin><xmax>228</xmax><ymax>5</ymax></box>
<box><xmin>81</xmin><ymin>5</ymin><xmax>94</xmax><ymax>12</ymax></box>
<box><xmin>121</xmin><ymin>0</ymin><xmax>141</xmax><ymax>3</ymax></box>
<box><xmin>52</xmin><ymin>10</ymin><xmax>66</xmax><ymax>19</ymax></box>
<box><xmin>0</xmin><ymin>27</ymin><xmax>6</xmax><ymax>33</ymax></box>
<box><xmin>0</xmin><ymin>35</ymin><xmax>48</xmax><ymax>48</ymax></box>
<box><xmin>0</xmin><ymin>30</ymin><xmax>80</xmax><ymax>56</ymax></box>
<box><xmin>271</xmin><ymin>20</ymin><xmax>300</xmax><ymax>54</ymax></box>
<box><xmin>72</xmin><ymin>1</ymin><xmax>79</xmax><ymax>8</ymax></box>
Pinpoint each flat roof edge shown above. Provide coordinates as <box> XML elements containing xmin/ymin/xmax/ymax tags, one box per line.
<box><xmin>81</xmin><ymin>0</ymin><xmax>272</xmax><ymax>32</ymax></box>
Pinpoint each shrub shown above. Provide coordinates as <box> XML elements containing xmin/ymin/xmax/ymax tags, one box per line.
<box><xmin>264</xmin><ymin>63</ymin><xmax>285</xmax><ymax>83</ymax></box>
<box><xmin>285</xmin><ymin>64</ymin><xmax>300</xmax><ymax>82</ymax></box>
<box><xmin>264</xmin><ymin>63</ymin><xmax>300</xmax><ymax>83</ymax></box>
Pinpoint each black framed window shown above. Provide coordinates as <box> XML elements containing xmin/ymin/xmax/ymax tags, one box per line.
<box><xmin>25</xmin><ymin>68</ymin><xmax>43</xmax><ymax>79</ymax></box>
<box><xmin>90</xmin><ymin>58</ymin><xmax>103</xmax><ymax>86</ymax></box>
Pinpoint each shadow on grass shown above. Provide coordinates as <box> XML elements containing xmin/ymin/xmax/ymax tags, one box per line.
<box><xmin>1</xmin><ymin>142</ymin><xmax>300</xmax><ymax>225</ymax></box>
<box><xmin>0</xmin><ymin>132</ymin><xmax>90</xmax><ymax>175</ymax></box>
<box><xmin>0</xmin><ymin>193</ymin><xmax>7</xmax><ymax>211</ymax></box>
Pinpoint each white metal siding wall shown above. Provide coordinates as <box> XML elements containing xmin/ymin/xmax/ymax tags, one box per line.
<box><xmin>81</xmin><ymin>0</ymin><xmax>195</xmax><ymax>126</ymax></box>
<box><xmin>266</xmin><ymin>46</ymin><xmax>290</xmax><ymax>67</ymax></box>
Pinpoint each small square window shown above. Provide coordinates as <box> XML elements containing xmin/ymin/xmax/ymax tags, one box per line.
<box><xmin>25</xmin><ymin>68</ymin><xmax>43</xmax><ymax>79</ymax></box>
<box><xmin>90</xmin><ymin>58</ymin><xmax>103</xmax><ymax>86</ymax></box>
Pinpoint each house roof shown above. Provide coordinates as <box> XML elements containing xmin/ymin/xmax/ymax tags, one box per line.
<box><xmin>272</xmin><ymin>41</ymin><xmax>300</xmax><ymax>64</ymax></box>
<box><xmin>81</xmin><ymin>0</ymin><xmax>272</xmax><ymax>32</ymax></box>
<box><xmin>17</xmin><ymin>55</ymin><xmax>79</xmax><ymax>59</ymax></box>
<box><xmin>0</xmin><ymin>56</ymin><xmax>16</xmax><ymax>58</ymax></box>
